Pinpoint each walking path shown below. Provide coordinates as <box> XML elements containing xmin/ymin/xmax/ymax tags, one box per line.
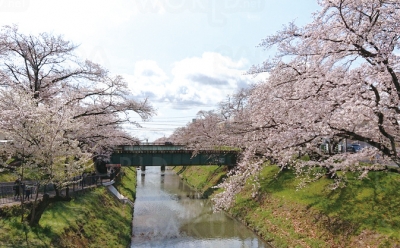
<box><xmin>0</xmin><ymin>172</ymin><xmax>134</xmax><ymax>209</ymax></box>
<box><xmin>0</xmin><ymin>178</ymin><xmax>112</xmax><ymax>208</ymax></box>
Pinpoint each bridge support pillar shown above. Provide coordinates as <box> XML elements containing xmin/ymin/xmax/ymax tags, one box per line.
<box><xmin>140</xmin><ymin>166</ymin><xmax>146</xmax><ymax>171</ymax></box>
<box><xmin>161</xmin><ymin>165</ymin><xmax>165</xmax><ymax>171</ymax></box>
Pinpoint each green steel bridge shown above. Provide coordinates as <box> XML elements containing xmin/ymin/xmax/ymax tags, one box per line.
<box><xmin>109</xmin><ymin>143</ymin><xmax>238</xmax><ymax>170</ymax></box>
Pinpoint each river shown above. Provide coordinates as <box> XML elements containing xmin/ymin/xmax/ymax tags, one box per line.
<box><xmin>130</xmin><ymin>166</ymin><xmax>271</xmax><ymax>248</ymax></box>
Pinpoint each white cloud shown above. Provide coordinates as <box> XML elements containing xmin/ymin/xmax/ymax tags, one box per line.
<box><xmin>0</xmin><ymin>0</ymin><xmax>316</xmax><ymax>144</ymax></box>
<box><xmin>124</xmin><ymin>52</ymin><xmax>255</xmax><ymax>109</ymax></box>
<box><xmin>167</xmin><ymin>52</ymin><xmax>253</xmax><ymax>107</ymax></box>
<box><xmin>0</xmin><ymin>1</ymin><xmax>135</xmax><ymax>35</ymax></box>
<box><xmin>122</xmin><ymin>52</ymin><xmax>259</xmax><ymax>141</ymax></box>
<box><xmin>123</xmin><ymin>60</ymin><xmax>169</xmax><ymax>100</ymax></box>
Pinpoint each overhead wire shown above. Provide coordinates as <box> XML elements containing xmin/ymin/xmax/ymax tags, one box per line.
<box><xmin>126</xmin><ymin>115</ymin><xmax>200</xmax><ymax>133</ymax></box>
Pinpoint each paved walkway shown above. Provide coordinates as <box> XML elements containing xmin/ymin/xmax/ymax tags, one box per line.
<box><xmin>0</xmin><ymin>172</ymin><xmax>134</xmax><ymax>209</ymax></box>
<box><xmin>0</xmin><ymin>178</ymin><xmax>111</xmax><ymax>208</ymax></box>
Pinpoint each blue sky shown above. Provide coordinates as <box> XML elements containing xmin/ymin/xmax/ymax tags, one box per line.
<box><xmin>0</xmin><ymin>0</ymin><xmax>320</xmax><ymax>141</ymax></box>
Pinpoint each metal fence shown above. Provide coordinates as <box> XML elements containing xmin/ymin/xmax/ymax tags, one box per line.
<box><xmin>0</xmin><ymin>175</ymin><xmax>109</xmax><ymax>205</ymax></box>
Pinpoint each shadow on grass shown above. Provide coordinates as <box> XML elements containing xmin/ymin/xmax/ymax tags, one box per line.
<box><xmin>196</xmin><ymin>166</ymin><xmax>229</xmax><ymax>198</ymax></box>
<box><xmin>48</xmin><ymin>188</ymin><xmax>132</xmax><ymax>246</ymax></box>
<box><xmin>2</xmin><ymin>216</ymin><xmax>57</xmax><ymax>247</ymax></box>
<box><xmin>253</xmin><ymin>166</ymin><xmax>400</xmax><ymax>240</ymax></box>
<box><xmin>118</xmin><ymin>166</ymin><xmax>137</xmax><ymax>200</ymax></box>
<box><xmin>302</xmin><ymin>171</ymin><xmax>400</xmax><ymax>237</ymax></box>
<box><xmin>176</xmin><ymin>166</ymin><xmax>187</xmax><ymax>175</ymax></box>
<box><xmin>230</xmin><ymin>197</ymin><xmax>260</xmax><ymax>218</ymax></box>
<box><xmin>258</xmin><ymin>168</ymin><xmax>297</xmax><ymax>194</ymax></box>
<box><xmin>203</xmin><ymin>173</ymin><xmax>226</xmax><ymax>198</ymax></box>
<box><xmin>31</xmin><ymin>224</ymin><xmax>57</xmax><ymax>247</ymax></box>
<box><xmin>1</xmin><ymin>185</ymin><xmax>133</xmax><ymax>247</ymax></box>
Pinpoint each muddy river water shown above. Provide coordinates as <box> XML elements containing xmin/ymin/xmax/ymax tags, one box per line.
<box><xmin>130</xmin><ymin>166</ymin><xmax>271</xmax><ymax>248</ymax></box>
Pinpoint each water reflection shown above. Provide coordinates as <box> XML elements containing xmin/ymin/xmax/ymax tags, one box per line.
<box><xmin>131</xmin><ymin>166</ymin><xmax>270</xmax><ymax>248</ymax></box>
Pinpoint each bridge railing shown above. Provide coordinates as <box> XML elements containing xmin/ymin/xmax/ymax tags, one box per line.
<box><xmin>114</xmin><ymin>143</ymin><xmax>240</xmax><ymax>153</ymax></box>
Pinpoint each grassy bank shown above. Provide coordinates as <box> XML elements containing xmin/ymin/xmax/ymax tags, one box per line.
<box><xmin>172</xmin><ymin>165</ymin><xmax>228</xmax><ymax>197</ymax></box>
<box><xmin>115</xmin><ymin>166</ymin><xmax>137</xmax><ymax>202</ymax></box>
<box><xmin>0</xmin><ymin>167</ymin><xmax>137</xmax><ymax>247</ymax></box>
<box><xmin>172</xmin><ymin>165</ymin><xmax>400</xmax><ymax>247</ymax></box>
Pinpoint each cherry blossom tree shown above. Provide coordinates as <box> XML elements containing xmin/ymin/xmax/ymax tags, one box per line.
<box><xmin>169</xmin><ymin>88</ymin><xmax>254</xmax><ymax>151</ymax></box>
<box><xmin>216</xmin><ymin>87</ymin><xmax>255</xmax><ymax>149</ymax></box>
<box><xmin>63</xmin><ymin>74</ymin><xmax>153</xmax><ymax>157</ymax></box>
<box><xmin>174</xmin><ymin>111</ymin><xmax>224</xmax><ymax>147</ymax></box>
<box><xmin>0</xmin><ymin>26</ymin><xmax>154</xmax><ymax>224</ymax></box>
<box><xmin>0</xmin><ymin>25</ymin><xmax>105</xmax><ymax>99</ymax></box>
<box><xmin>0</xmin><ymin>88</ymin><xmax>91</xmax><ymax>224</ymax></box>
<box><xmin>0</xmin><ymin>25</ymin><xmax>154</xmax><ymax>159</ymax></box>
<box><xmin>213</xmin><ymin>0</ymin><xmax>400</xmax><ymax>210</ymax></box>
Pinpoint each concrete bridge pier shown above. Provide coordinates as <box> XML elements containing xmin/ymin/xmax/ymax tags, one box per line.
<box><xmin>140</xmin><ymin>166</ymin><xmax>146</xmax><ymax>171</ymax></box>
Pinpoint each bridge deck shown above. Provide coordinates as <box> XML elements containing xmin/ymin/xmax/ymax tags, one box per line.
<box><xmin>114</xmin><ymin>144</ymin><xmax>239</xmax><ymax>154</ymax></box>
<box><xmin>111</xmin><ymin>144</ymin><xmax>239</xmax><ymax>166</ymax></box>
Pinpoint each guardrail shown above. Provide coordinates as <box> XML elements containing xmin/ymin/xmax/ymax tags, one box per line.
<box><xmin>0</xmin><ymin>175</ymin><xmax>109</xmax><ymax>206</ymax></box>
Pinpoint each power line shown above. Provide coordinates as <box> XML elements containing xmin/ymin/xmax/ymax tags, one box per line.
<box><xmin>129</xmin><ymin>130</ymin><xmax>179</xmax><ymax>132</ymax></box>
<box><xmin>149</xmin><ymin>116</ymin><xmax>197</xmax><ymax>119</ymax></box>
<box><xmin>140</xmin><ymin>120</ymin><xmax>193</xmax><ymax>123</ymax></box>
<box><xmin>128</xmin><ymin>122</ymin><xmax>189</xmax><ymax>126</ymax></box>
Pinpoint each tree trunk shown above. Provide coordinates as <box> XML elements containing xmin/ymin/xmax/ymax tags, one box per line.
<box><xmin>28</xmin><ymin>194</ymin><xmax>71</xmax><ymax>227</ymax></box>
<box><xmin>29</xmin><ymin>183</ymin><xmax>40</xmax><ymax>225</ymax></box>
<box><xmin>54</xmin><ymin>184</ymin><xmax>60</xmax><ymax>197</ymax></box>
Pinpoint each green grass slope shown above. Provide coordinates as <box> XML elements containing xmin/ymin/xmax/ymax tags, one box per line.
<box><xmin>172</xmin><ymin>165</ymin><xmax>400</xmax><ymax>247</ymax></box>
<box><xmin>115</xmin><ymin>166</ymin><xmax>137</xmax><ymax>202</ymax></box>
<box><xmin>0</xmin><ymin>167</ymin><xmax>137</xmax><ymax>247</ymax></box>
<box><xmin>172</xmin><ymin>165</ymin><xmax>228</xmax><ymax>197</ymax></box>
<box><xmin>230</xmin><ymin>166</ymin><xmax>400</xmax><ymax>247</ymax></box>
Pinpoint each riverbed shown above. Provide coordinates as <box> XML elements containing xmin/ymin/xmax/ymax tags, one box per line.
<box><xmin>130</xmin><ymin>166</ymin><xmax>270</xmax><ymax>248</ymax></box>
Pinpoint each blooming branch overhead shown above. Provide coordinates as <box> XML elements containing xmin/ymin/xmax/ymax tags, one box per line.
<box><xmin>171</xmin><ymin>0</ymin><xmax>400</xmax><ymax>210</ymax></box>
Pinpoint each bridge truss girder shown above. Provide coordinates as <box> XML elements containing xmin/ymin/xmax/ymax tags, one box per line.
<box><xmin>110</xmin><ymin>152</ymin><xmax>237</xmax><ymax>167</ymax></box>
